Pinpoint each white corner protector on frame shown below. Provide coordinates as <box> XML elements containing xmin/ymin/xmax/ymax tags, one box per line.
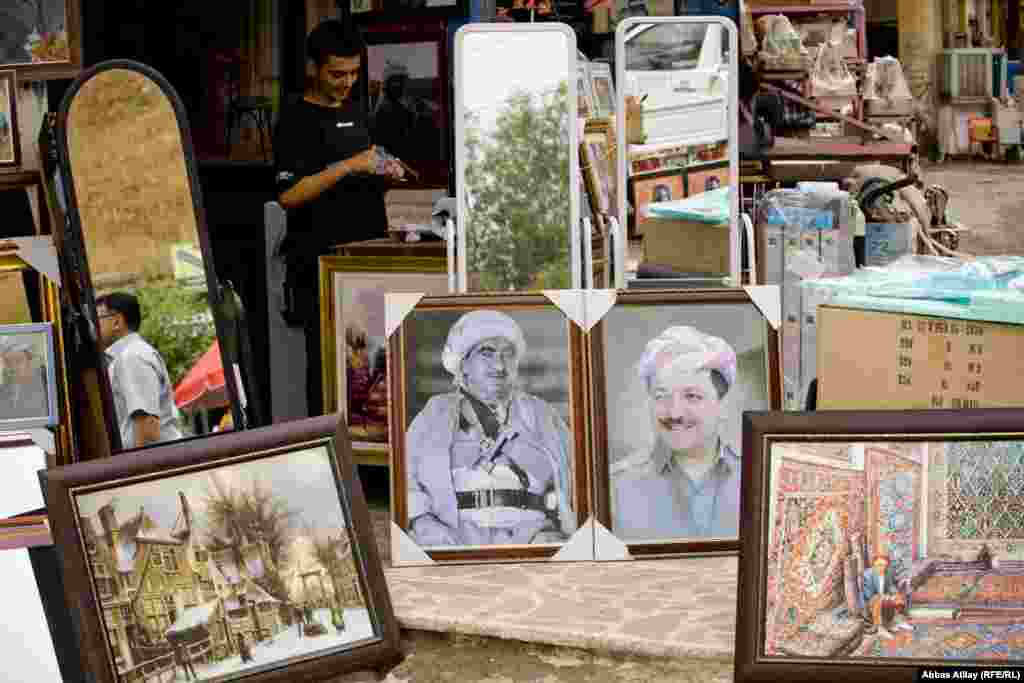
<box><xmin>7</xmin><ymin>237</ymin><xmax>61</xmax><ymax>285</ymax></box>
<box><xmin>592</xmin><ymin>520</ymin><xmax>631</xmax><ymax>561</ymax></box>
<box><xmin>27</xmin><ymin>429</ymin><xmax>55</xmax><ymax>457</ymax></box>
<box><xmin>542</xmin><ymin>289</ymin><xmax>617</xmax><ymax>332</ymax></box>
<box><xmin>551</xmin><ymin>517</ymin><xmax>596</xmax><ymax>562</ymax></box>
<box><xmin>743</xmin><ymin>285</ymin><xmax>781</xmax><ymax>330</ymax></box>
<box><xmin>390</xmin><ymin>521</ymin><xmax>437</xmax><ymax>566</ymax></box>
<box><xmin>385</xmin><ymin>292</ymin><xmax>426</xmax><ymax>340</ymax></box>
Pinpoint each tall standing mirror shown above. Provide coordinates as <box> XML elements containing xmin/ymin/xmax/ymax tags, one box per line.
<box><xmin>56</xmin><ymin>61</ymin><xmax>246</xmax><ymax>455</ymax></box>
<box><xmin>615</xmin><ymin>17</ymin><xmax>739</xmax><ymax>288</ymax></box>
<box><xmin>455</xmin><ymin>24</ymin><xmax>579</xmax><ymax>293</ymax></box>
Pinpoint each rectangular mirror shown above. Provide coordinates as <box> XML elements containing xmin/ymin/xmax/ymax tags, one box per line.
<box><xmin>615</xmin><ymin>17</ymin><xmax>739</xmax><ymax>288</ymax></box>
<box><xmin>455</xmin><ymin>24</ymin><xmax>579</xmax><ymax>293</ymax></box>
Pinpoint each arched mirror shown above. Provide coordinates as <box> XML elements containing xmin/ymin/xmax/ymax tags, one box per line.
<box><xmin>615</xmin><ymin>17</ymin><xmax>740</xmax><ymax>288</ymax></box>
<box><xmin>56</xmin><ymin>60</ymin><xmax>247</xmax><ymax>455</ymax></box>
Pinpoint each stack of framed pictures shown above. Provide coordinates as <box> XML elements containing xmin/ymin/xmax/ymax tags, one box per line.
<box><xmin>385</xmin><ymin>287</ymin><xmax>781</xmax><ymax>565</ymax></box>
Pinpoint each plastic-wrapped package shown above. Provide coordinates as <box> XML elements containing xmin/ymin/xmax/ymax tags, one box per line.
<box><xmin>801</xmin><ymin>255</ymin><xmax>1024</xmax><ymax>325</ymax></box>
<box><xmin>756</xmin><ymin>188</ymin><xmax>856</xmax><ymax>408</ymax></box>
<box><xmin>756</xmin><ymin>15</ymin><xmax>808</xmax><ymax>69</ymax></box>
<box><xmin>863</xmin><ymin>56</ymin><xmax>914</xmax><ymax>116</ymax></box>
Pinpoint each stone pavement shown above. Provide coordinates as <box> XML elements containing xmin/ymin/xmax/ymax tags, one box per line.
<box><xmin>369</xmin><ymin>508</ymin><xmax>741</xmax><ymax>661</ymax></box>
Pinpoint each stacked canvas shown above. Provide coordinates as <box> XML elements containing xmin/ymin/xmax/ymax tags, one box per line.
<box><xmin>757</xmin><ymin>188</ymin><xmax>856</xmax><ymax>409</ymax></box>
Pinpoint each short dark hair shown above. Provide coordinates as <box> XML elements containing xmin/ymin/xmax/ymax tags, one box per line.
<box><xmin>307</xmin><ymin>20</ymin><xmax>364</xmax><ymax>67</ymax></box>
<box><xmin>96</xmin><ymin>292</ymin><xmax>142</xmax><ymax>331</ymax></box>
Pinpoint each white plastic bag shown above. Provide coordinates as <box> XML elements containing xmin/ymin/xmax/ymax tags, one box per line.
<box><xmin>811</xmin><ymin>41</ymin><xmax>857</xmax><ymax>97</ymax></box>
<box><xmin>864</xmin><ymin>56</ymin><xmax>913</xmax><ymax>101</ymax></box>
<box><xmin>757</xmin><ymin>15</ymin><xmax>806</xmax><ymax>60</ymax></box>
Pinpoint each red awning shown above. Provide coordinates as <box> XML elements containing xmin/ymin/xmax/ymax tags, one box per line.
<box><xmin>174</xmin><ymin>341</ymin><xmax>227</xmax><ymax>412</ymax></box>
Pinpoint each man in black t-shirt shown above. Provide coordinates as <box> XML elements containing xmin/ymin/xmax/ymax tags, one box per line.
<box><xmin>274</xmin><ymin>20</ymin><xmax>404</xmax><ymax>417</ymax></box>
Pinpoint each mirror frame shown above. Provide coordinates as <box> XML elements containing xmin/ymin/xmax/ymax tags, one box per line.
<box><xmin>54</xmin><ymin>59</ymin><xmax>246</xmax><ymax>455</ymax></box>
<box><xmin>454</xmin><ymin>22</ymin><xmax>580</xmax><ymax>293</ymax></box>
<box><xmin>614</xmin><ymin>16</ymin><xmax>740</xmax><ymax>288</ymax></box>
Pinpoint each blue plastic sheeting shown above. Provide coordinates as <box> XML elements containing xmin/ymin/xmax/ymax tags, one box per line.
<box><xmin>802</xmin><ymin>256</ymin><xmax>1024</xmax><ymax>325</ymax></box>
<box><xmin>646</xmin><ymin>186</ymin><xmax>731</xmax><ymax>224</ymax></box>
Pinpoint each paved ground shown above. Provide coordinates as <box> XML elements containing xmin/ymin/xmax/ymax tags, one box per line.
<box><xmin>918</xmin><ymin>161</ymin><xmax>1024</xmax><ymax>256</ymax></box>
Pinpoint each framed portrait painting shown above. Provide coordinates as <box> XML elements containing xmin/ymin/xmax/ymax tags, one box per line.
<box><xmin>630</xmin><ymin>170</ymin><xmax>684</xmax><ymax>234</ymax></box>
<box><xmin>580</xmin><ymin>134</ymin><xmax>615</xmax><ymax>229</ymax></box>
<box><xmin>362</xmin><ymin>22</ymin><xmax>450</xmax><ymax>189</ymax></box>
<box><xmin>319</xmin><ymin>256</ymin><xmax>448</xmax><ymax>465</ymax></box>
<box><xmin>737</xmin><ymin>409</ymin><xmax>1024</xmax><ymax>682</ymax></box>
<box><xmin>42</xmin><ymin>415</ymin><xmax>403</xmax><ymax>683</ymax></box>
<box><xmin>589</xmin><ymin>289</ymin><xmax>781</xmax><ymax>558</ymax></box>
<box><xmin>0</xmin><ymin>70</ymin><xmax>19</xmax><ymax>169</ymax></box>
<box><xmin>0</xmin><ymin>322</ymin><xmax>58</xmax><ymax>431</ymax></box>
<box><xmin>685</xmin><ymin>163</ymin><xmax>730</xmax><ymax>197</ymax></box>
<box><xmin>388</xmin><ymin>294</ymin><xmax>592</xmax><ymax>564</ymax></box>
<box><xmin>0</xmin><ymin>0</ymin><xmax>82</xmax><ymax>81</ymax></box>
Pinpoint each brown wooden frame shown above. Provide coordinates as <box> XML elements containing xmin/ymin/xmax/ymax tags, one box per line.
<box><xmin>42</xmin><ymin>415</ymin><xmax>403</xmax><ymax>683</ymax></box>
<box><xmin>736</xmin><ymin>408</ymin><xmax>1024</xmax><ymax>683</ymax></box>
<box><xmin>388</xmin><ymin>293</ymin><xmax>591</xmax><ymax>563</ymax></box>
<box><xmin>359</xmin><ymin>20</ymin><xmax>450</xmax><ymax>190</ymax></box>
<box><xmin>0</xmin><ymin>0</ymin><xmax>83</xmax><ymax>82</ymax></box>
<box><xmin>0</xmin><ymin>70</ymin><xmax>20</xmax><ymax>169</ymax></box>
<box><xmin>589</xmin><ymin>289</ymin><xmax>781</xmax><ymax>558</ymax></box>
<box><xmin>318</xmin><ymin>255</ymin><xmax>447</xmax><ymax>467</ymax></box>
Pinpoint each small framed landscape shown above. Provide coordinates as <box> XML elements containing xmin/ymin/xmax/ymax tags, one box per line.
<box><xmin>736</xmin><ymin>408</ymin><xmax>1024</xmax><ymax>682</ymax></box>
<box><xmin>589</xmin><ymin>289</ymin><xmax>781</xmax><ymax>559</ymax></box>
<box><xmin>388</xmin><ymin>293</ymin><xmax>592</xmax><ymax>564</ymax></box>
<box><xmin>319</xmin><ymin>256</ymin><xmax>448</xmax><ymax>465</ymax></box>
<box><xmin>42</xmin><ymin>415</ymin><xmax>402</xmax><ymax>683</ymax></box>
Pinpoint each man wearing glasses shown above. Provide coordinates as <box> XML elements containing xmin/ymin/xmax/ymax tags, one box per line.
<box><xmin>96</xmin><ymin>292</ymin><xmax>182</xmax><ymax>449</ymax></box>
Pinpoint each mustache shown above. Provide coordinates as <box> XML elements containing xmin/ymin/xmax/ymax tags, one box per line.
<box><xmin>657</xmin><ymin>417</ymin><xmax>696</xmax><ymax>429</ymax></box>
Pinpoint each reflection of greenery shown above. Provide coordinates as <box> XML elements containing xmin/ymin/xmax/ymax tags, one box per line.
<box><xmin>134</xmin><ymin>282</ymin><xmax>216</xmax><ymax>386</ymax></box>
<box><xmin>464</xmin><ymin>82</ymin><xmax>571</xmax><ymax>291</ymax></box>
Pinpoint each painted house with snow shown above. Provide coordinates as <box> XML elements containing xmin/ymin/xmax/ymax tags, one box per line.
<box><xmin>80</xmin><ymin>492</ymin><xmax>288</xmax><ymax>672</ymax></box>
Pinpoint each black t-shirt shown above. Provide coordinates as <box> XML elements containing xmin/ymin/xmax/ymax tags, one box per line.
<box><xmin>273</xmin><ymin>98</ymin><xmax>389</xmax><ymax>260</ymax></box>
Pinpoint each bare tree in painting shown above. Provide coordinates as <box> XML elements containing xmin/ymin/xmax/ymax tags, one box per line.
<box><xmin>0</xmin><ymin>0</ymin><xmax>68</xmax><ymax>64</ymax></box>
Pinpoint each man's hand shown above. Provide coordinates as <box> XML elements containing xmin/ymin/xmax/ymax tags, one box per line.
<box><xmin>131</xmin><ymin>413</ymin><xmax>161</xmax><ymax>448</ymax></box>
<box><xmin>410</xmin><ymin>515</ymin><xmax>459</xmax><ymax>546</ymax></box>
<box><xmin>342</xmin><ymin>146</ymin><xmax>379</xmax><ymax>175</ymax></box>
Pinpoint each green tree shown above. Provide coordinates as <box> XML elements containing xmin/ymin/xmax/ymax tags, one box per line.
<box><xmin>464</xmin><ymin>82</ymin><xmax>572</xmax><ymax>291</ymax></box>
<box><xmin>133</xmin><ymin>283</ymin><xmax>216</xmax><ymax>386</ymax></box>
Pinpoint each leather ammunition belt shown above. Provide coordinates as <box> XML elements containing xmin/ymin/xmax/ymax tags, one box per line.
<box><xmin>456</xmin><ymin>489</ymin><xmax>547</xmax><ymax>511</ymax></box>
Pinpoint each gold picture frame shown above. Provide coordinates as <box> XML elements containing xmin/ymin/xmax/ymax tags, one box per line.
<box><xmin>319</xmin><ymin>255</ymin><xmax>448</xmax><ymax>466</ymax></box>
<box><xmin>0</xmin><ymin>250</ymin><xmax>74</xmax><ymax>466</ymax></box>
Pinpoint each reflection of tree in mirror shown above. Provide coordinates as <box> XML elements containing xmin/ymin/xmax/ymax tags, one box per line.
<box><xmin>464</xmin><ymin>81</ymin><xmax>571</xmax><ymax>291</ymax></box>
<box><xmin>134</xmin><ymin>281</ymin><xmax>216</xmax><ymax>386</ymax></box>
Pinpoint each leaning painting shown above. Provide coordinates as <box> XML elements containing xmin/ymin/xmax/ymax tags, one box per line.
<box><xmin>737</xmin><ymin>410</ymin><xmax>1024</xmax><ymax>682</ymax></box>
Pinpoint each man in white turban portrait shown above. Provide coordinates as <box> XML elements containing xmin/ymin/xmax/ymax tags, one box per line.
<box><xmin>404</xmin><ymin>310</ymin><xmax>575</xmax><ymax>547</ymax></box>
<box><xmin>612</xmin><ymin>326</ymin><xmax>741</xmax><ymax>540</ymax></box>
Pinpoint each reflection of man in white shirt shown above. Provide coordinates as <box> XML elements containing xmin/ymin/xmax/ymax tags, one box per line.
<box><xmin>97</xmin><ymin>293</ymin><xmax>183</xmax><ymax>449</ymax></box>
<box><xmin>404</xmin><ymin>310</ymin><xmax>575</xmax><ymax>547</ymax></box>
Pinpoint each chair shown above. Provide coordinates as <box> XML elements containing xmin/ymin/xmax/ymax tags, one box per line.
<box><xmin>224</xmin><ymin>60</ymin><xmax>274</xmax><ymax>160</ymax></box>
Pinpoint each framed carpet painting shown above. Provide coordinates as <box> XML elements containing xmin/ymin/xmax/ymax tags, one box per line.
<box><xmin>319</xmin><ymin>256</ymin><xmax>448</xmax><ymax>465</ymax></box>
<box><xmin>388</xmin><ymin>293</ymin><xmax>592</xmax><ymax>564</ymax></box>
<box><xmin>589</xmin><ymin>289</ymin><xmax>780</xmax><ymax>559</ymax></box>
<box><xmin>42</xmin><ymin>415</ymin><xmax>403</xmax><ymax>683</ymax></box>
<box><xmin>736</xmin><ymin>408</ymin><xmax>1024</xmax><ymax>682</ymax></box>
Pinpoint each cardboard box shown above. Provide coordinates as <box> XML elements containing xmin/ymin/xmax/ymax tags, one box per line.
<box><xmin>817</xmin><ymin>306</ymin><xmax>1024</xmax><ymax>410</ymax></box>
<box><xmin>640</xmin><ymin>216</ymin><xmax>729</xmax><ymax>275</ymax></box>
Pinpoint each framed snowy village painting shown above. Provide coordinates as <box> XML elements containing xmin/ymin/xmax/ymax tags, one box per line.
<box><xmin>42</xmin><ymin>415</ymin><xmax>402</xmax><ymax>683</ymax></box>
<box><xmin>735</xmin><ymin>408</ymin><xmax>1024</xmax><ymax>683</ymax></box>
